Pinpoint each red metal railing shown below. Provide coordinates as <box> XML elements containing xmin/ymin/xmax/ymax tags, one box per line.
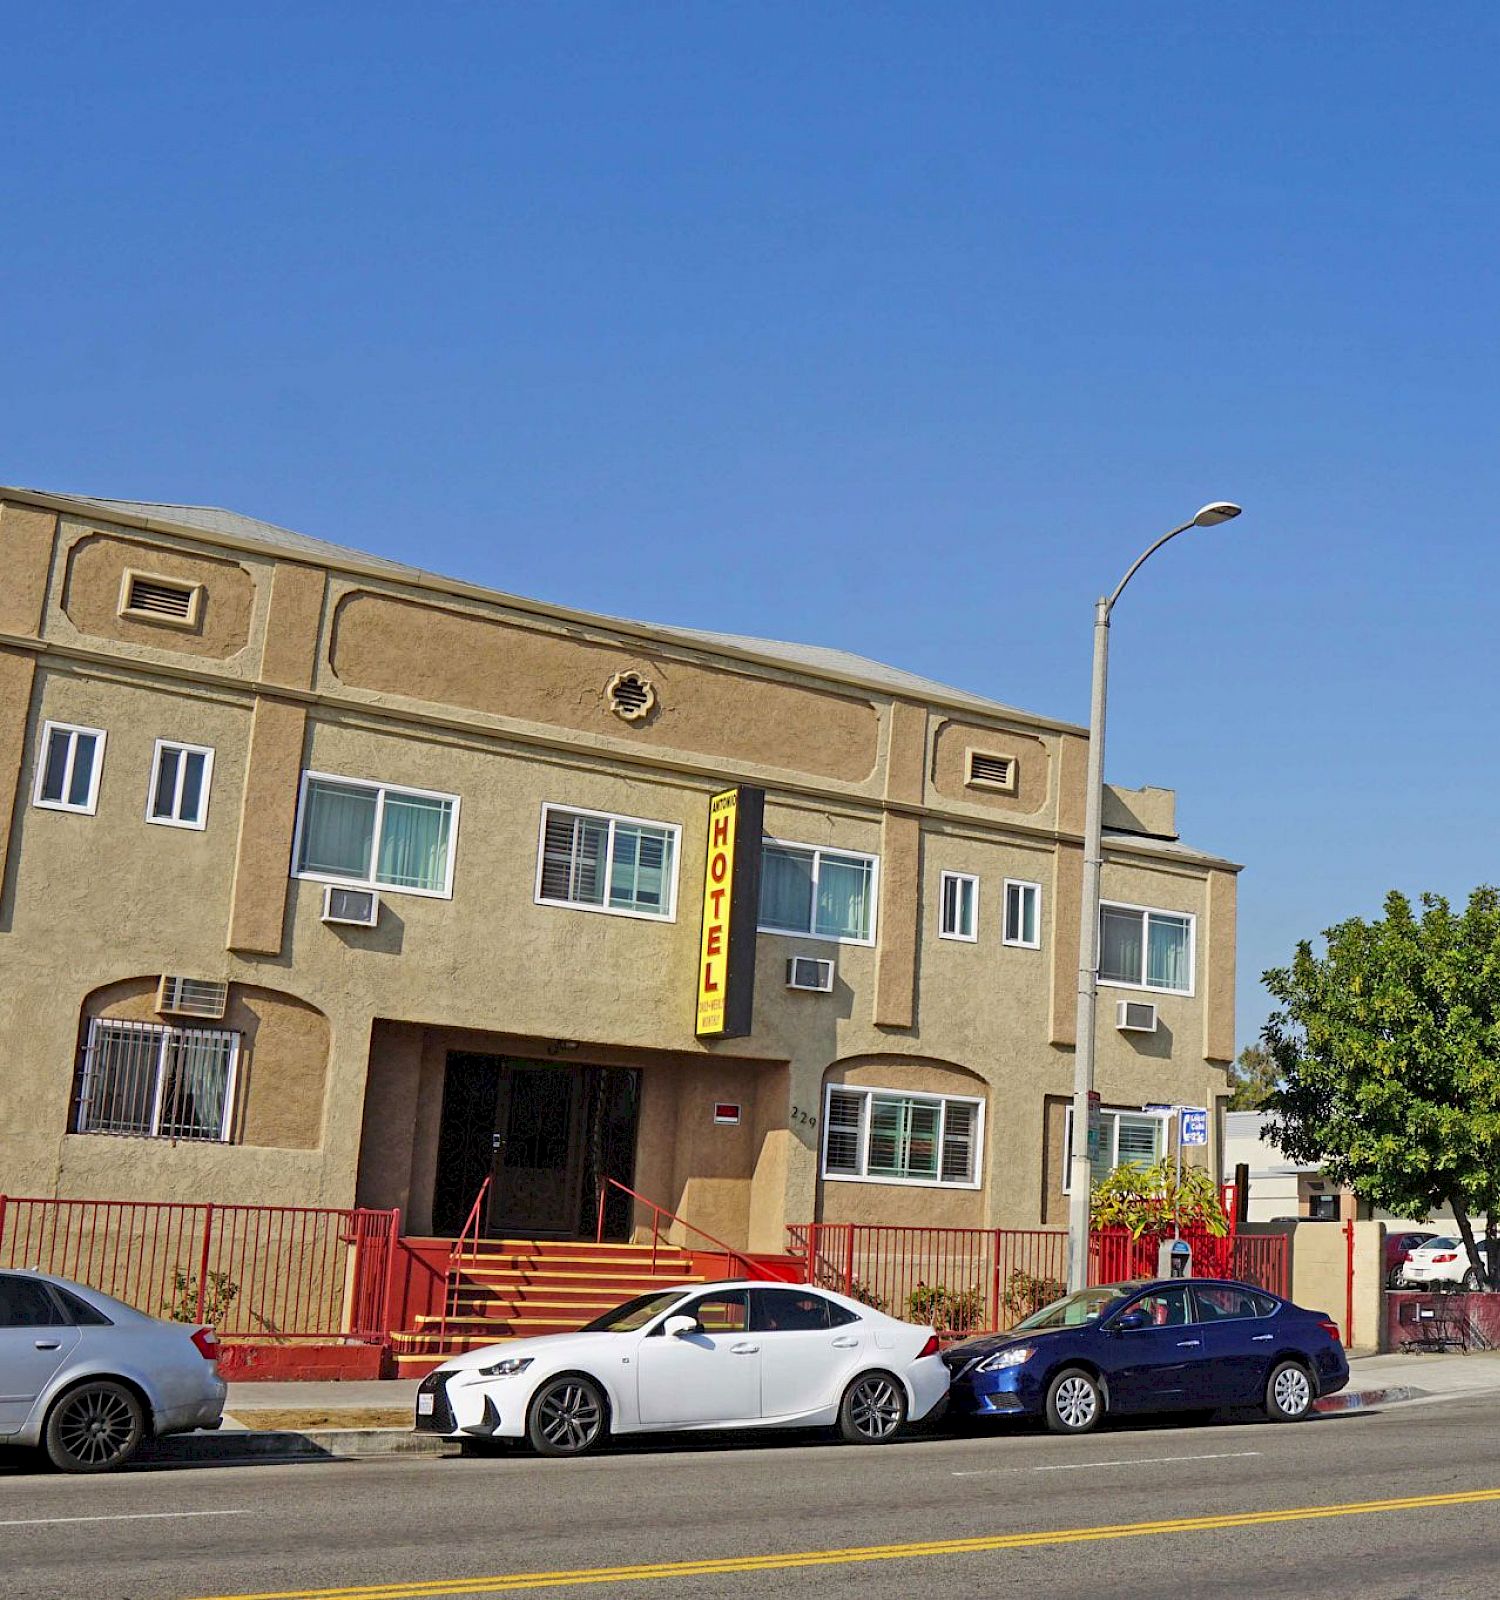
<box><xmin>596</xmin><ymin>1178</ymin><xmax>797</xmax><ymax>1282</ymax></box>
<box><xmin>785</xmin><ymin>1224</ymin><xmax>1289</xmax><ymax>1336</ymax></box>
<box><xmin>0</xmin><ymin>1196</ymin><xmax>399</xmax><ymax>1341</ymax></box>
<box><xmin>437</xmin><ymin>1176</ymin><xmax>493</xmax><ymax>1350</ymax></box>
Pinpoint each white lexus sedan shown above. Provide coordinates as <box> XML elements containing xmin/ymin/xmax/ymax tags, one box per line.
<box><xmin>415</xmin><ymin>1279</ymin><xmax>949</xmax><ymax>1456</ymax></box>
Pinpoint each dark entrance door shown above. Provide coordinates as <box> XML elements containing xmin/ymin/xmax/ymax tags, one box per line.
<box><xmin>432</xmin><ymin>1054</ymin><xmax>641</xmax><ymax>1239</ymax></box>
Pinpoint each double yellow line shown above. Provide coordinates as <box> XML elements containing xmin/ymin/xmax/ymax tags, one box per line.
<box><xmin>187</xmin><ymin>1485</ymin><xmax>1500</xmax><ymax>1599</ymax></box>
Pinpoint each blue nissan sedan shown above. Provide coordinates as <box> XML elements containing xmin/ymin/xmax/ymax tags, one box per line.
<box><xmin>944</xmin><ymin>1278</ymin><xmax>1349</xmax><ymax>1435</ymax></box>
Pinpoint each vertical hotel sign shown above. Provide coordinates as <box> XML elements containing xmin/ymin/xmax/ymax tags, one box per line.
<box><xmin>695</xmin><ymin>786</ymin><xmax>764</xmax><ymax>1039</ymax></box>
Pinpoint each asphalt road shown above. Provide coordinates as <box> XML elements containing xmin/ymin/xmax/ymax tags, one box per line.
<box><xmin>4</xmin><ymin>1398</ymin><xmax>1500</xmax><ymax>1600</ymax></box>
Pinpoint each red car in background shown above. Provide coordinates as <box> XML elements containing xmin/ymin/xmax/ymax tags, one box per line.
<box><xmin>1386</xmin><ymin>1230</ymin><xmax>1439</xmax><ymax>1288</ymax></box>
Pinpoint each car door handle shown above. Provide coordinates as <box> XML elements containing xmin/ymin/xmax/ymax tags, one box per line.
<box><xmin>33</xmin><ymin>1340</ymin><xmax>61</xmax><ymax>1351</ymax></box>
<box><xmin>1251</xmin><ymin>1334</ymin><xmax>1274</xmax><ymax>1342</ymax></box>
<box><xmin>1176</xmin><ymin>1339</ymin><xmax>1202</xmax><ymax>1348</ymax></box>
<box><xmin>831</xmin><ymin>1337</ymin><xmax>859</xmax><ymax>1348</ymax></box>
<box><xmin>730</xmin><ymin>1343</ymin><xmax>760</xmax><ymax>1355</ymax></box>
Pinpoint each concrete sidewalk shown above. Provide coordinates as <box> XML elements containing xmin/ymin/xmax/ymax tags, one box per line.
<box><xmin>136</xmin><ymin>1350</ymin><xmax>1498</xmax><ymax>1465</ymax></box>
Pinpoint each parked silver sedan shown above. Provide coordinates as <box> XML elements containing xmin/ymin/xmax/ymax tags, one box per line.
<box><xmin>0</xmin><ymin>1269</ymin><xmax>226</xmax><ymax>1471</ymax></box>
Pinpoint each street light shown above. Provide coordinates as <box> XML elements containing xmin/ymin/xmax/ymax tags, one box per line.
<box><xmin>1065</xmin><ymin>501</ymin><xmax>1243</xmax><ymax>1292</ymax></box>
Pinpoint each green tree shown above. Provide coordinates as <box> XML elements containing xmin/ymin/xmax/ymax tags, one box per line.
<box><xmin>1262</xmin><ymin>888</ymin><xmax>1500</xmax><ymax>1290</ymax></box>
<box><xmin>1227</xmin><ymin>1044</ymin><xmax>1279</xmax><ymax>1110</ymax></box>
<box><xmin>1089</xmin><ymin>1158</ymin><xmax>1228</xmax><ymax>1239</ymax></box>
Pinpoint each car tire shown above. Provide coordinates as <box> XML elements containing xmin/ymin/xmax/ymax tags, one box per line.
<box><xmin>1387</xmin><ymin>1266</ymin><xmax>1404</xmax><ymax>1289</ymax></box>
<box><xmin>1265</xmin><ymin>1360</ymin><xmax>1314</xmax><ymax>1423</ymax></box>
<box><xmin>837</xmin><ymin>1370</ymin><xmax>908</xmax><ymax>1444</ymax></box>
<box><xmin>1045</xmin><ymin>1368</ymin><xmax>1103</xmax><ymax>1435</ymax></box>
<box><xmin>525</xmin><ymin>1375</ymin><xmax>608</xmax><ymax>1457</ymax></box>
<box><xmin>43</xmin><ymin>1381</ymin><xmax>145</xmax><ymax>1473</ymax></box>
<box><xmin>1462</xmin><ymin>1269</ymin><xmax>1482</xmax><ymax>1292</ymax></box>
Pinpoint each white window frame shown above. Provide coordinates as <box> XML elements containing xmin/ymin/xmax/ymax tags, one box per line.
<box><xmin>821</xmin><ymin>1082</ymin><xmax>985</xmax><ymax>1190</ymax></box>
<box><xmin>76</xmin><ymin>1017</ymin><xmax>241</xmax><ymax>1143</ymax></box>
<box><xmin>757</xmin><ymin>838</ymin><xmax>880</xmax><ymax>947</ymax></box>
<box><xmin>937</xmin><ymin>871</ymin><xmax>979</xmax><ymax>942</ymax></box>
<box><xmin>1002</xmin><ymin>878</ymin><xmax>1043</xmax><ymax>949</ymax></box>
<box><xmin>533</xmin><ymin>803</ymin><xmax>683</xmax><ymax>923</ymax></box>
<box><xmin>1061</xmin><ymin>1104</ymin><xmax>1172</xmax><ymax>1193</ymax></box>
<box><xmin>1097</xmin><ymin>899</ymin><xmax>1196</xmax><ymax>996</ymax></box>
<box><xmin>291</xmin><ymin>769</ymin><xmax>461</xmax><ymax>901</ymax></box>
<box><xmin>32</xmin><ymin>721</ymin><xmax>107</xmax><ymax>815</ymax></box>
<box><xmin>146</xmin><ymin>739</ymin><xmax>215</xmax><ymax>831</ymax></box>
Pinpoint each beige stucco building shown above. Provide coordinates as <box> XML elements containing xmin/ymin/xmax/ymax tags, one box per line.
<box><xmin>0</xmin><ymin>487</ymin><xmax>1239</xmax><ymax>1252</ymax></box>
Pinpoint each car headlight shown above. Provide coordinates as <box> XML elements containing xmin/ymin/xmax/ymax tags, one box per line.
<box><xmin>476</xmin><ymin>1357</ymin><xmax>534</xmax><ymax>1378</ymax></box>
<box><xmin>976</xmin><ymin>1346</ymin><xmax>1035</xmax><ymax>1373</ymax></box>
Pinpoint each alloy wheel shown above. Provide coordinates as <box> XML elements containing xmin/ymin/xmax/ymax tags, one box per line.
<box><xmin>535</xmin><ymin>1381</ymin><xmax>603</xmax><ymax>1453</ymax></box>
<box><xmin>1054</xmin><ymin>1375</ymin><xmax>1098</xmax><ymax>1431</ymax></box>
<box><xmin>846</xmin><ymin>1375</ymin><xmax>904</xmax><ymax>1440</ymax></box>
<box><xmin>50</xmin><ymin>1384</ymin><xmax>141</xmax><ymax>1470</ymax></box>
<box><xmin>1273</xmin><ymin>1366</ymin><xmax>1311</xmax><ymax>1416</ymax></box>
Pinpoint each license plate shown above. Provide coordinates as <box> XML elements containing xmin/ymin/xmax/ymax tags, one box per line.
<box><xmin>417</xmin><ymin>1394</ymin><xmax>434</xmax><ymax>1415</ymax></box>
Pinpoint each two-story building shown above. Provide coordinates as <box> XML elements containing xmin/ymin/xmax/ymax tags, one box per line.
<box><xmin>0</xmin><ymin>487</ymin><xmax>1238</xmax><ymax>1253</ymax></box>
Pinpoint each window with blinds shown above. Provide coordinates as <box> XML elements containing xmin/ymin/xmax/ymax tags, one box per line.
<box><xmin>536</xmin><ymin>805</ymin><xmax>680</xmax><ymax>920</ymax></box>
<box><xmin>938</xmin><ymin>872</ymin><xmax>978</xmax><ymax>941</ymax></box>
<box><xmin>1062</xmin><ymin>1105</ymin><xmax>1169</xmax><ymax>1191</ymax></box>
<box><xmin>75</xmin><ymin>1018</ymin><xmax>240</xmax><ymax>1143</ymax></box>
<box><xmin>822</xmin><ymin>1086</ymin><xmax>983</xmax><ymax>1188</ymax></box>
<box><xmin>294</xmin><ymin>772</ymin><xmax>458</xmax><ymax>897</ymax></box>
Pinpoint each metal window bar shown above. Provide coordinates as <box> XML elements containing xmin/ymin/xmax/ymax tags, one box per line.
<box><xmin>77</xmin><ymin>1019</ymin><xmax>240</xmax><ymax>1142</ymax></box>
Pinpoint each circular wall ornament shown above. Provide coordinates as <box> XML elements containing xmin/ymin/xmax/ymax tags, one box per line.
<box><xmin>606</xmin><ymin>670</ymin><xmax>656</xmax><ymax>722</ymax></box>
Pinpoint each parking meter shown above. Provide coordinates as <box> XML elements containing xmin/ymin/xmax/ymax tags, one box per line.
<box><xmin>1158</xmin><ymin>1238</ymin><xmax>1192</xmax><ymax>1279</ymax></box>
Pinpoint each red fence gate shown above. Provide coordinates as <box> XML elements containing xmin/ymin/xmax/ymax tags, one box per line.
<box><xmin>0</xmin><ymin>1196</ymin><xmax>400</xmax><ymax>1342</ymax></box>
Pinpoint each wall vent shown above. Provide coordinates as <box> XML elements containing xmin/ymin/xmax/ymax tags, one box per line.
<box><xmin>322</xmin><ymin>885</ymin><xmax>380</xmax><ymax>927</ymax></box>
<box><xmin>1116</xmin><ymin>1000</ymin><xmax>1159</xmax><ymax>1033</ymax></box>
<box><xmin>786</xmin><ymin>956</ymin><xmax>835</xmax><ymax>993</ymax></box>
<box><xmin>119</xmin><ymin>570</ymin><xmax>202</xmax><ymax>628</ymax></box>
<box><xmin>606</xmin><ymin>670</ymin><xmax>657</xmax><ymax>722</ymax></box>
<box><xmin>156</xmin><ymin>975</ymin><xmax>229</xmax><ymax>1020</ymax></box>
<box><xmin>965</xmin><ymin>750</ymin><xmax>1017</xmax><ymax>793</ymax></box>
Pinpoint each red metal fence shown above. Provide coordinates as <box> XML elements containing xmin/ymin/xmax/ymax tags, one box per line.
<box><xmin>787</xmin><ymin>1224</ymin><xmax>1288</xmax><ymax>1336</ymax></box>
<box><xmin>0</xmin><ymin>1196</ymin><xmax>400</xmax><ymax>1342</ymax></box>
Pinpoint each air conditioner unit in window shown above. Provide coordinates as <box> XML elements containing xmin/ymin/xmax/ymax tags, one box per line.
<box><xmin>322</xmin><ymin>885</ymin><xmax>380</xmax><ymax>927</ymax></box>
<box><xmin>1116</xmin><ymin>1000</ymin><xmax>1158</xmax><ymax>1033</ymax></box>
<box><xmin>786</xmin><ymin>956</ymin><xmax>835</xmax><ymax>993</ymax></box>
<box><xmin>157</xmin><ymin>975</ymin><xmax>229</xmax><ymax>1020</ymax></box>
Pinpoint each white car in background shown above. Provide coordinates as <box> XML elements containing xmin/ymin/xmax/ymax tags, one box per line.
<box><xmin>0</xmin><ymin>1269</ymin><xmax>226</xmax><ymax>1472</ymax></box>
<box><xmin>1400</xmin><ymin>1237</ymin><xmax>1498</xmax><ymax>1291</ymax></box>
<box><xmin>416</xmin><ymin>1279</ymin><xmax>949</xmax><ymax>1456</ymax></box>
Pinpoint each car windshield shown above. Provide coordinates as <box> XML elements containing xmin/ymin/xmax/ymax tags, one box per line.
<box><xmin>578</xmin><ymin>1290</ymin><xmax>687</xmax><ymax>1333</ymax></box>
<box><xmin>1012</xmin><ymin>1286</ymin><xmax>1131</xmax><ymax>1332</ymax></box>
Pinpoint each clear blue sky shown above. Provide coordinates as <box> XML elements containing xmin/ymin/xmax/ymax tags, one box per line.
<box><xmin>6</xmin><ymin>5</ymin><xmax>1499</xmax><ymax>1048</ymax></box>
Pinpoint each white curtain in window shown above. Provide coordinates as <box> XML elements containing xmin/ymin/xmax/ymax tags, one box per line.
<box><xmin>608</xmin><ymin>824</ymin><xmax>672</xmax><ymax>913</ymax></box>
<box><xmin>760</xmin><ymin>846</ymin><xmax>814</xmax><ymax>931</ymax></box>
<box><xmin>377</xmin><ymin>792</ymin><xmax>453</xmax><ymax>891</ymax></box>
<box><xmin>1146</xmin><ymin>914</ymin><xmax>1190</xmax><ymax>991</ymax></box>
<box><xmin>816</xmin><ymin>854</ymin><xmax>871</xmax><ymax>940</ymax></box>
<box><xmin>301</xmin><ymin>781</ymin><xmax>377</xmax><ymax>878</ymax></box>
<box><xmin>1099</xmin><ymin>906</ymin><xmax>1143</xmax><ymax>983</ymax></box>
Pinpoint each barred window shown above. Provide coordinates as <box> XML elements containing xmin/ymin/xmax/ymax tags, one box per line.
<box><xmin>822</xmin><ymin>1085</ymin><xmax>983</xmax><ymax>1188</ymax></box>
<box><xmin>76</xmin><ymin>1019</ymin><xmax>240</xmax><ymax>1143</ymax></box>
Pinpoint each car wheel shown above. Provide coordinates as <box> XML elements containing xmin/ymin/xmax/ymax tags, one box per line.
<box><xmin>525</xmin><ymin>1375</ymin><xmax>607</xmax><ymax>1457</ymax></box>
<box><xmin>44</xmin><ymin>1381</ymin><xmax>145</xmax><ymax>1473</ymax></box>
<box><xmin>1462</xmin><ymin>1269</ymin><xmax>1482</xmax><ymax>1292</ymax></box>
<box><xmin>1045</xmin><ymin>1368</ymin><xmax>1103</xmax><ymax>1435</ymax></box>
<box><xmin>1265</xmin><ymin>1360</ymin><xmax>1313</xmax><ymax>1423</ymax></box>
<box><xmin>1387</xmin><ymin>1266</ymin><xmax>1404</xmax><ymax>1289</ymax></box>
<box><xmin>837</xmin><ymin>1371</ymin><xmax>908</xmax><ymax>1444</ymax></box>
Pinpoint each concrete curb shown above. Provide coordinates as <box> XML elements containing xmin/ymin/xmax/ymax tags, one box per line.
<box><xmin>1314</xmin><ymin>1384</ymin><xmax>1427</xmax><ymax>1413</ymax></box>
<box><xmin>140</xmin><ymin>1428</ymin><xmax>452</xmax><ymax>1464</ymax></box>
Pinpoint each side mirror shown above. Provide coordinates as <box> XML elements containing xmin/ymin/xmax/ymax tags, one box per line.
<box><xmin>1111</xmin><ymin>1308</ymin><xmax>1150</xmax><ymax>1334</ymax></box>
<box><xmin>663</xmin><ymin>1314</ymin><xmax>700</xmax><ymax>1339</ymax></box>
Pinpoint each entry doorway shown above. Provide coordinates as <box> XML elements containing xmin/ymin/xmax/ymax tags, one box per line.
<box><xmin>432</xmin><ymin>1054</ymin><xmax>641</xmax><ymax>1239</ymax></box>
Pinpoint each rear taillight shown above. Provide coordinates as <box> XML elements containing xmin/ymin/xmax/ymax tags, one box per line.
<box><xmin>191</xmin><ymin>1327</ymin><xmax>220</xmax><ymax>1361</ymax></box>
<box><xmin>1432</xmin><ymin>1253</ymin><xmax>1457</xmax><ymax>1263</ymax></box>
<box><xmin>1318</xmin><ymin>1319</ymin><xmax>1342</xmax><ymax>1344</ymax></box>
<box><xmin>917</xmin><ymin>1335</ymin><xmax>941</xmax><ymax>1360</ymax></box>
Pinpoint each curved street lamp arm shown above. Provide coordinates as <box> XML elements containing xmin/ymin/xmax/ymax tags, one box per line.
<box><xmin>1105</xmin><ymin>518</ymin><xmax>1198</xmax><ymax>615</ymax></box>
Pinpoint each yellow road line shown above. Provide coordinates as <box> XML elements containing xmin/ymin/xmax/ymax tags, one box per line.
<box><xmin>184</xmin><ymin>1485</ymin><xmax>1500</xmax><ymax>1600</ymax></box>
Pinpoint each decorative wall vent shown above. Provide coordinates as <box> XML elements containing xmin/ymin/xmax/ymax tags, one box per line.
<box><xmin>607</xmin><ymin>670</ymin><xmax>657</xmax><ymax>722</ymax></box>
<box><xmin>156</xmin><ymin>975</ymin><xmax>229</xmax><ymax>1020</ymax></box>
<box><xmin>119</xmin><ymin>570</ymin><xmax>203</xmax><ymax>628</ymax></box>
<box><xmin>965</xmin><ymin>750</ymin><xmax>1017</xmax><ymax>794</ymax></box>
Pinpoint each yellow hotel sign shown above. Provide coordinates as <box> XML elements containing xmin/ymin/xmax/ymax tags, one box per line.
<box><xmin>695</xmin><ymin>786</ymin><xmax>764</xmax><ymax>1039</ymax></box>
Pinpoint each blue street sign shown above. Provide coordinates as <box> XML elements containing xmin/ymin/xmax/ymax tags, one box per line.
<box><xmin>1179</xmin><ymin>1106</ymin><xmax>1209</xmax><ymax>1147</ymax></box>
